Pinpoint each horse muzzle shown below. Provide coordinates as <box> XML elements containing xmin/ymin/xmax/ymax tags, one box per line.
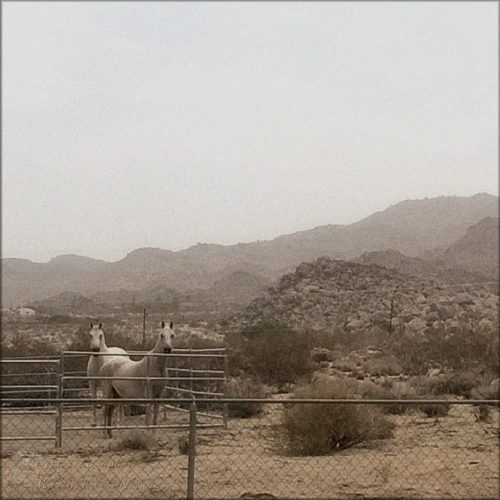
<box><xmin>91</xmin><ymin>347</ymin><xmax>100</xmax><ymax>353</ymax></box>
<box><xmin>164</xmin><ymin>347</ymin><xmax>172</xmax><ymax>354</ymax></box>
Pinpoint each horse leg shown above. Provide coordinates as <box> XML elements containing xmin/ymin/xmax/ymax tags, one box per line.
<box><xmin>105</xmin><ymin>404</ymin><xmax>115</xmax><ymax>438</ymax></box>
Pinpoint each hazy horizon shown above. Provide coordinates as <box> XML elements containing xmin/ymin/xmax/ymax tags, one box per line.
<box><xmin>3</xmin><ymin>191</ymin><xmax>497</xmax><ymax>264</ymax></box>
<box><xmin>3</xmin><ymin>2</ymin><xmax>498</xmax><ymax>262</ymax></box>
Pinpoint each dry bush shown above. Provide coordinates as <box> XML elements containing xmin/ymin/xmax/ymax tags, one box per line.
<box><xmin>363</xmin><ymin>355</ymin><xmax>402</xmax><ymax>377</ymax></box>
<box><xmin>409</xmin><ymin>370</ymin><xmax>489</xmax><ymax>399</ymax></box>
<box><xmin>471</xmin><ymin>380</ymin><xmax>499</xmax><ymax>422</ymax></box>
<box><xmin>428</xmin><ymin>371</ymin><xmax>479</xmax><ymax>398</ymax></box>
<box><xmin>356</xmin><ymin>380</ymin><xmax>391</xmax><ymax>399</ymax></box>
<box><xmin>473</xmin><ymin>405</ymin><xmax>491</xmax><ymax>422</ymax></box>
<box><xmin>280</xmin><ymin>378</ymin><xmax>394</xmax><ymax>456</ymax></box>
<box><xmin>310</xmin><ymin>347</ymin><xmax>333</xmax><ymax>363</ymax></box>
<box><xmin>383</xmin><ymin>381</ymin><xmax>418</xmax><ymax>415</ymax></box>
<box><xmin>417</xmin><ymin>398</ymin><xmax>451</xmax><ymax>418</ymax></box>
<box><xmin>393</xmin><ymin>326</ymin><xmax>498</xmax><ymax>376</ymax></box>
<box><xmin>331</xmin><ymin>356</ymin><xmax>360</xmax><ymax>373</ymax></box>
<box><xmin>470</xmin><ymin>380</ymin><xmax>499</xmax><ymax>400</ymax></box>
<box><xmin>227</xmin><ymin>322</ymin><xmax>314</xmax><ymax>389</ymax></box>
<box><xmin>114</xmin><ymin>430</ymin><xmax>159</xmax><ymax>451</ymax></box>
<box><xmin>408</xmin><ymin>375</ymin><xmax>443</xmax><ymax>396</ymax></box>
<box><xmin>225</xmin><ymin>377</ymin><xmax>268</xmax><ymax>418</ymax></box>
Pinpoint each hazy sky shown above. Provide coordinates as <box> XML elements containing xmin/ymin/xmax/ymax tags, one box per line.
<box><xmin>3</xmin><ymin>2</ymin><xmax>498</xmax><ymax>262</ymax></box>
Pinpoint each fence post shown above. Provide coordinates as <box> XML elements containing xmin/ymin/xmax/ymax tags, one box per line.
<box><xmin>223</xmin><ymin>355</ymin><xmax>228</xmax><ymax>429</ymax></box>
<box><xmin>188</xmin><ymin>348</ymin><xmax>194</xmax><ymax>394</ymax></box>
<box><xmin>55</xmin><ymin>355</ymin><xmax>64</xmax><ymax>448</ymax></box>
<box><xmin>187</xmin><ymin>401</ymin><xmax>197</xmax><ymax>500</ymax></box>
<box><xmin>146</xmin><ymin>355</ymin><xmax>151</xmax><ymax>428</ymax></box>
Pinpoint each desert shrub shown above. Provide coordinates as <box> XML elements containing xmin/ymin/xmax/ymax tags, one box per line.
<box><xmin>470</xmin><ymin>379</ymin><xmax>499</xmax><ymax>422</ymax></box>
<box><xmin>224</xmin><ymin>377</ymin><xmax>268</xmax><ymax>418</ymax></box>
<box><xmin>384</xmin><ymin>381</ymin><xmax>418</xmax><ymax>415</ymax></box>
<box><xmin>409</xmin><ymin>370</ymin><xmax>489</xmax><ymax>399</ymax></box>
<box><xmin>331</xmin><ymin>355</ymin><xmax>361</xmax><ymax>374</ymax></box>
<box><xmin>429</xmin><ymin>370</ymin><xmax>488</xmax><ymax>398</ymax></box>
<box><xmin>392</xmin><ymin>326</ymin><xmax>498</xmax><ymax>376</ymax></box>
<box><xmin>174</xmin><ymin>333</ymin><xmax>224</xmax><ymax>351</ymax></box>
<box><xmin>417</xmin><ymin>397</ymin><xmax>451</xmax><ymax>418</ymax></box>
<box><xmin>226</xmin><ymin>322</ymin><xmax>314</xmax><ymax>389</ymax></box>
<box><xmin>279</xmin><ymin>378</ymin><xmax>394</xmax><ymax>455</ymax></box>
<box><xmin>310</xmin><ymin>347</ymin><xmax>333</xmax><ymax>363</ymax></box>
<box><xmin>473</xmin><ymin>405</ymin><xmax>491</xmax><ymax>422</ymax></box>
<box><xmin>408</xmin><ymin>375</ymin><xmax>445</xmax><ymax>396</ymax></box>
<box><xmin>363</xmin><ymin>355</ymin><xmax>402</xmax><ymax>377</ymax></box>
<box><xmin>470</xmin><ymin>380</ymin><xmax>499</xmax><ymax>400</ymax></box>
<box><xmin>114</xmin><ymin>430</ymin><xmax>159</xmax><ymax>451</ymax></box>
<box><xmin>356</xmin><ymin>380</ymin><xmax>391</xmax><ymax>400</ymax></box>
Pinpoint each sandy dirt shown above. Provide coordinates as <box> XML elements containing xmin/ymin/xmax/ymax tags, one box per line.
<box><xmin>1</xmin><ymin>402</ymin><xmax>498</xmax><ymax>499</ymax></box>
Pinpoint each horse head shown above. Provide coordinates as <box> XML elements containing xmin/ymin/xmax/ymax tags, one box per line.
<box><xmin>159</xmin><ymin>321</ymin><xmax>175</xmax><ymax>353</ymax></box>
<box><xmin>89</xmin><ymin>322</ymin><xmax>104</xmax><ymax>352</ymax></box>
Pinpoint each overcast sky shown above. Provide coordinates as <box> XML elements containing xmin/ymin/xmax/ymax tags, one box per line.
<box><xmin>3</xmin><ymin>2</ymin><xmax>498</xmax><ymax>262</ymax></box>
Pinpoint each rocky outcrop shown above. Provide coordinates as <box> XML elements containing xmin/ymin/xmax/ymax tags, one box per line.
<box><xmin>233</xmin><ymin>257</ymin><xmax>498</xmax><ymax>337</ymax></box>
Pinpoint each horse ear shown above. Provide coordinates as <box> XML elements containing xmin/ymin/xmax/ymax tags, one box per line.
<box><xmin>161</xmin><ymin>321</ymin><xmax>166</xmax><ymax>329</ymax></box>
<box><xmin>170</xmin><ymin>321</ymin><xmax>174</xmax><ymax>329</ymax></box>
<box><xmin>90</xmin><ymin>322</ymin><xmax>93</xmax><ymax>328</ymax></box>
<box><xmin>98</xmin><ymin>322</ymin><xmax>102</xmax><ymax>329</ymax></box>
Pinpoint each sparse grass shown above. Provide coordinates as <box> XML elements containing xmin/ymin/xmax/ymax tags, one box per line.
<box><xmin>280</xmin><ymin>378</ymin><xmax>394</xmax><ymax>456</ymax></box>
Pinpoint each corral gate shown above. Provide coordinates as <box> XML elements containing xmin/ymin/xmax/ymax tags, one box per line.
<box><xmin>1</xmin><ymin>348</ymin><xmax>228</xmax><ymax>448</ymax></box>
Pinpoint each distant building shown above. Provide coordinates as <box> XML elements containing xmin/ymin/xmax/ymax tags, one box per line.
<box><xmin>18</xmin><ymin>307</ymin><xmax>36</xmax><ymax>318</ymax></box>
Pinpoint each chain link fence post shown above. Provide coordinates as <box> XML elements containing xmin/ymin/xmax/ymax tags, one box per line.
<box><xmin>187</xmin><ymin>400</ymin><xmax>197</xmax><ymax>500</ymax></box>
<box><xmin>55</xmin><ymin>355</ymin><xmax>64</xmax><ymax>448</ymax></box>
<box><xmin>223</xmin><ymin>356</ymin><xmax>228</xmax><ymax>429</ymax></box>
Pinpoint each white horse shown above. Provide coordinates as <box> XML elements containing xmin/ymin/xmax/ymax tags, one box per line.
<box><xmin>100</xmin><ymin>321</ymin><xmax>175</xmax><ymax>438</ymax></box>
<box><xmin>87</xmin><ymin>322</ymin><xmax>129</xmax><ymax>426</ymax></box>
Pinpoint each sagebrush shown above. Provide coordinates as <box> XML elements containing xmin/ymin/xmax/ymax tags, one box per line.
<box><xmin>280</xmin><ymin>378</ymin><xmax>394</xmax><ymax>456</ymax></box>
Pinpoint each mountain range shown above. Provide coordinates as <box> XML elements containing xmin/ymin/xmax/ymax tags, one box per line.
<box><xmin>2</xmin><ymin>193</ymin><xmax>497</xmax><ymax>309</ymax></box>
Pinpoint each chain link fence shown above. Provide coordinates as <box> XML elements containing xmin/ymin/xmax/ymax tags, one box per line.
<box><xmin>1</xmin><ymin>397</ymin><xmax>498</xmax><ymax>499</ymax></box>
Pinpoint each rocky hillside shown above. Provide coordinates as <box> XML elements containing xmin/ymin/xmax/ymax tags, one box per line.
<box><xmin>234</xmin><ymin>257</ymin><xmax>498</xmax><ymax>337</ymax></box>
<box><xmin>436</xmin><ymin>217</ymin><xmax>499</xmax><ymax>280</ymax></box>
<box><xmin>355</xmin><ymin>249</ymin><xmax>489</xmax><ymax>284</ymax></box>
<box><xmin>3</xmin><ymin>193</ymin><xmax>497</xmax><ymax>307</ymax></box>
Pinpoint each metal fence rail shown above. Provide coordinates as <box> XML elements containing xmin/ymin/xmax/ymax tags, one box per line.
<box><xmin>58</xmin><ymin>349</ymin><xmax>229</xmax><ymax>436</ymax></box>
<box><xmin>0</xmin><ymin>350</ymin><xmax>228</xmax><ymax>449</ymax></box>
<box><xmin>1</xmin><ymin>397</ymin><xmax>499</xmax><ymax>499</ymax></box>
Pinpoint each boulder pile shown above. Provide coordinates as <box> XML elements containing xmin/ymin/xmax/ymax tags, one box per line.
<box><xmin>233</xmin><ymin>257</ymin><xmax>498</xmax><ymax>337</ymax></box>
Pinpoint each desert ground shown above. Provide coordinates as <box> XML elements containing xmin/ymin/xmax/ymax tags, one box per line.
<box><xmin>1</xmin><ymin>400</ymin><xmax>498</xmax><ymax>499</ymax></box>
